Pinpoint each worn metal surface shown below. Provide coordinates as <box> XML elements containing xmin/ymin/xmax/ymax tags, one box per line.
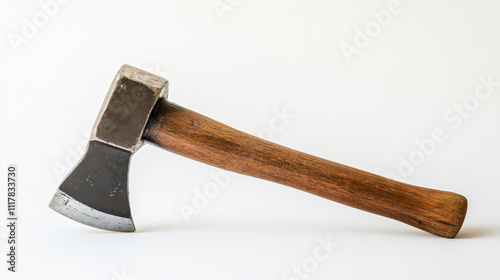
<box><xmin>49</xmin><ymin>190</ymin><xmax>135</xmax><ymax>232</ymax></box>
<box><xmin>49</xmin><ymin>141</ymin><xmax>136</xmax><ymax>232</ymax></box>
<box><xmin>90</xmin><ymin>64</ymin><xmax>168</xmax><ymax>153</ymax></box>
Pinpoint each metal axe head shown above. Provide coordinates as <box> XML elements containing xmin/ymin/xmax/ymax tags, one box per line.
<box><xmin>49</xmin><ymin>65</ymin><xmax>168</xmax><ymax>232</ymax></box>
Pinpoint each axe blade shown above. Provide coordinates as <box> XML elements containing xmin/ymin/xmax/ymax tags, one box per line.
<box><xmin>49</xmin><ymin>140</ymin><xmax>135</xmax><ymax>232</ymax></box>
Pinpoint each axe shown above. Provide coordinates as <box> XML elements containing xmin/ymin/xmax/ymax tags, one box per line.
<box><xmin>49</xmin><ymin>65</ymin><xmax>467</xmax><ymax>238</ymax></box>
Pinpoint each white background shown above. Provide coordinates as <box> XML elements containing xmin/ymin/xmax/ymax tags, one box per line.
<box><xmin>1</xmin><ymin>0</ymin><xmax>499</xmax><ymax>279</ymax></box>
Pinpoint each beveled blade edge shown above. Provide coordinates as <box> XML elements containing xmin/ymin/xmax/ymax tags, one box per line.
<box><xmin>49</xmin><ymin>190</ymin><xmax>135</xmax><ymax>232</ymax></box>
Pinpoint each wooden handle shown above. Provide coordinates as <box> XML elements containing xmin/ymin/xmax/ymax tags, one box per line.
<box><xmin>143</xmin><ymin>99</ymin><xmax>467</xmax><ymax>238</ymax></box>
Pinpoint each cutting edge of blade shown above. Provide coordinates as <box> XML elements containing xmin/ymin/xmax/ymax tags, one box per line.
<box><xmin>49</xmin><ymin>189</ymin><xmax>135</xmax><ymax>232</ymax></box>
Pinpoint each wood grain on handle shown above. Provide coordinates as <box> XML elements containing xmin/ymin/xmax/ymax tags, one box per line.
<box><xmin>143</xmin><ymin>99</ymin><xmax>467</xmax><ymax>238</ymax></box>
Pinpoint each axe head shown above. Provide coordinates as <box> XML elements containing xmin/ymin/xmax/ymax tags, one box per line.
<box><xmin>49</xmin><ymin>65</ymin><xmax>168</xmax><ymax>232</ymax></box>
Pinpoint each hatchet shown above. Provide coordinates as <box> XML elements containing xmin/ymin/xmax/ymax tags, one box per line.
<box><xmin>49</xmin><ymin>65</ymin><xmax>467</xmax><ymax>238</ymax></box>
